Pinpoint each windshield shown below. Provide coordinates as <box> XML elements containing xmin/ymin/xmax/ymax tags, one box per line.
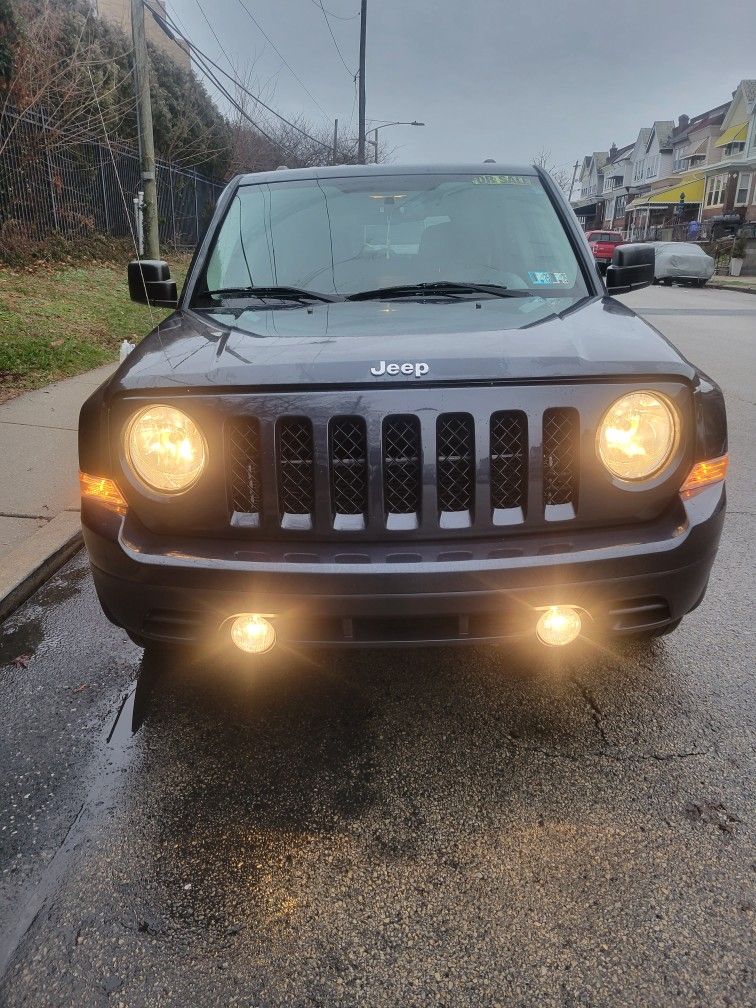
<box><xmin>197</xmin><ymin>173</ymin><xmax>589</xmax><ymax>302</ymax></box>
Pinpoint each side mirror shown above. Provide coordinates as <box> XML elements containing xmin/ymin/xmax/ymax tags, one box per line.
<box><xmin>605</xmin><ymin>245</ymin><xmax>655</xmax><ymax>294</ymax></box>
<box><xmin>128</xmin><ymin>260</ymin><xmax>178</xmax><ymax>308</ymax></box>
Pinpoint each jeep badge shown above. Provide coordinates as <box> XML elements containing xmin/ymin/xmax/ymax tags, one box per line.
<box><xmin>370</xmin><ymin>360</ymin><xmax>430</xmax><ymax>377</ymax></box>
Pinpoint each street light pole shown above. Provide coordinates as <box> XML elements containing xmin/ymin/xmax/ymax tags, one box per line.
<box><xmin>357</xmin><ymin>0</ymin><xmax>367</xmax><ymax>164</ymax></box>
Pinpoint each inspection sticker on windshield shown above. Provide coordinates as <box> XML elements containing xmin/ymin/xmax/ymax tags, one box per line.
<box><xmin>472</xmin><ymin>174</ymin><xmax>532</xmax><ymax>185</ymax></box>
<box><xmin>528</xmin><ymin>270</ymin><xmax>570</xmax><ymax>285</ymax></box>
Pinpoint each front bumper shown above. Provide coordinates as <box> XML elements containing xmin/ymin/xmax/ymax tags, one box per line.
<box><xmin>82</xmin><ymin>483</ymin><xmax>725</xmax><ymax>648</ymax></box>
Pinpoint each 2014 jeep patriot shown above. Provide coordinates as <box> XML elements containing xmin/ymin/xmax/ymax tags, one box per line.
<box><xmin>79</xmin><ymin>165</ymin><xmax>727</xmax><ymax>655</ymax></box>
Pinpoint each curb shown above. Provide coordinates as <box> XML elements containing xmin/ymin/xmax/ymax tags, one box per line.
<box><xmin>708</xmin><ymin>282</ymin><xmax>756</xmax><ymax>295</ymax></box>
<box><xmin>0</xmin><ymin>512</ymin><xmax>83</xmax><ymax>623</ymax></box>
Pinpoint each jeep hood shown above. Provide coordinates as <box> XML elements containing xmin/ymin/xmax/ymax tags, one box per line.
<box><xmin>111</xmin><ymin>294</ymin><xmax>695</xmax><ymax>393</ymax></box>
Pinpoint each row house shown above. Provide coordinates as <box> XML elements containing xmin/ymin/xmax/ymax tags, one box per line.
<box><xmin>571</xmin><ymin>80</ymin><xmax>755</xmax><ymax>238</ymax></box>
<box><xmin>571</xmin><ymin>153</ymin><xmax>608</xmax><ymax>229</ymax></box>
<box><xmin>623</xmin><ymin>108</ymin><xmax>726</xmax><ymax>238</ymax></box>
<box><xmin>700</xmin><ymin>80</ymin><xmax>756</xmax><ymax>228</ymax></box>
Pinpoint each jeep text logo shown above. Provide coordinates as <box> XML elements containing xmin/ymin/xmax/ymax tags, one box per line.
<box><xmin>370</xmin><ymin>360</ymin><xmax>430</xmax><ymax>378</ymax></box>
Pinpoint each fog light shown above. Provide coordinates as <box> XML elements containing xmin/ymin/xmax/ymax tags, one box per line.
<box><xmin>536</xmin><ymin>606</ymin><xmax>582</xmax><ymax>647</ymax></box>
<box><xmin>230</xmin><ymin>614</ymin><xmax>276</xmax><ymax>654</ymax></box>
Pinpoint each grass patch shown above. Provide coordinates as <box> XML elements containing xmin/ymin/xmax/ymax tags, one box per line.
<box><xmin>0</xmin><ymin>257</ymin><xmax>191</xmax><ymax>400</ymax></box>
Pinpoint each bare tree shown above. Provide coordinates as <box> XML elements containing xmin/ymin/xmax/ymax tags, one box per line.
<box><xmin>532</xmin><ymin>148</ymin><xmax>573</xmax><ymax>195</ymax></box>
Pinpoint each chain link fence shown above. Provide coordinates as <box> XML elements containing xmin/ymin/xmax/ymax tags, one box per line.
<box><xmin>0</xmin><ymin>106</ymin><xmax>225</xmax><ymax>252</ymax></box>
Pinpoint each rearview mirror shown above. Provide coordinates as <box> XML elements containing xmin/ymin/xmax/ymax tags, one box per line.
<box><xmin>128</xmin><ymin>260</ymin><xmax>178</xmax><ymax>308</ymax></box>
<box><xmin>605</xmin><ymin>245</ymin><xmax>655</xmax><ymax>295</ymax></box>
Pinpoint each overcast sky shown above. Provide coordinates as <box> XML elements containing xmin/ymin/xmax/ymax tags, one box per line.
<box><xmin>171</xmin><ymin>0</ymin><xmax>755</xmax><ymax>173</ymax></box>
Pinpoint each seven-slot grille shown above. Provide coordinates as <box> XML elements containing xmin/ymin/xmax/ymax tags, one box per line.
<box><xmin>227</xmin><ymin>407</ymin><xmax>580</xmax><ymax>533</ymax></box>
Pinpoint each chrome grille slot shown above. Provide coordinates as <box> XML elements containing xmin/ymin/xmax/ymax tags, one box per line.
<box><xmin>330</xmin><ymin>416</ymin><xmax>368</xmax><ymax>529</ymax></box>
<box><xmin>383</xmin><ymin>415</ymin><xmax>422</xmax><ymax>529</ymax></box>
<box><xmin>543</xmin><ymin>407</ymin><xmax>579</xmax><ymax>518</ymax></box>
<box><xmin>490</xmin><ymin>410</ymin><xmax>527</xmax><ymax>522</ymax></box>
<box><xmin>228</xmin><ymin>418</ymin><xmax>262</xmax><ymax>524</ymax></box>
<box><xmin>276</xmin><ymin>417</ymin><xmax>315</xmax><ymax>529</ymax></box>
<box><xmin>437</xmin><ymin>413</ymin><xmax>474</xmax><ymax>526</ymax></box>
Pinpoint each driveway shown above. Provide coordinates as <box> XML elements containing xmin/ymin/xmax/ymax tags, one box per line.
<box><xmin>0</xmin><ymin>284</ymin><xmax>753</xmax><ymax>1008</ymax></box>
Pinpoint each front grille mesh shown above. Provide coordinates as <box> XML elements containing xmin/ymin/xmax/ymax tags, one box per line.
<box><xmin>276</xmin><ymin>417</ymin><xmax>314</xmax><ymax>516</ymax></box>
<box><xmin>490</xmin><ymin>411</ymin><xmax>527</xmax><ymax>510</ymax></box>
<box><xmin>543</xmin><ymin>407</ymin><xmax>579</xmax><ymax>506</ymax></box>
<box><xmin>330</xmin><ymin>417</ymin><xmax>368</xmax><ymax>516</ymax></box>
<box><xmin>228</xmin><ymin>418</ymin><xmax>262</xmax><ymax>514</ymax></box>
<box><xmin>383</xmin><ymin>416</ymin><xmax>422</xmax><ymax>515</ymax></box>
<box><xmin>437</xmin><ymin>413</ymin><xmax>474</xmax><ymax>512</ymax></box>
<box><xmin>226</xmin><ymin>403</ymin><xmax>583</xmax><ymax>531</ymax></box>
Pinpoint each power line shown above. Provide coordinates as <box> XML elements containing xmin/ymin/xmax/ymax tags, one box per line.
<box><xmin>308</xmin><ymin>0</ymin><xmax>359</xmax><ymax>20</ymax></box>
<box><xmin>313</xmin><ymin>0</ymin><xmax>356</xmax><ymax>78</ymax></box>
<box><xmin>191</xmin><ymin>48</ymin><xmax>279</xmax><ymax>147</ymax></box>
<box><xmin>143</xmin><ymin>2</ymin><xmax>331</xmax><ymax>151</ymax></box>
<box><xmin>192</xmin><ymin>0</ymin><xmax>238</xmax><ymax>78</ymax></box>
<box><xmin>233</xmin><ymin>0</ymin><xmax>329</xmax><ymax>116</ymax></box>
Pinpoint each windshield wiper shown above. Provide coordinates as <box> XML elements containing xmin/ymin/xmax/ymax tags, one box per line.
<box><xmin>345</xmin><ymin>281</ymin><xmax>533</xmax><ymax>301</ymax></box>
<box><xmin>196</xmin><ymin>285</ymin><xmax>341</xmax><ymax>303</ymax></box>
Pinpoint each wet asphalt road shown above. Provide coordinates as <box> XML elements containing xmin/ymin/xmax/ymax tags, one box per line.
<box><xmin>0</xmin><ymin>285</ymin><xmax>754</xmax><ymax>1007</ymax></box>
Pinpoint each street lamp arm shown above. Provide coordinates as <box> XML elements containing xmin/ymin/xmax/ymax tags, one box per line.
<box><xmin>366</xmin><ymin>120</ymin><xmax>425</xmax><ymax>162</ymax></box>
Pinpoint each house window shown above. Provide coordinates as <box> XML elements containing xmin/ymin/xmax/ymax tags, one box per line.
<box><xmin>735</xmin><ymin>172</ymin><xmax>752</xmax><ymax>206</ymax></box>
<box><xmin>705</xmin><ymin>174</ymin><xmax>726</xmax><ymax>207</ymax></box>
<box><xmin>614</xmin><ymin>195</ymin><xmax>627</xmax><ymax>219</ymax></box>
<box><xmin>724</xmin><ymin>142</ymin><xmax>745</xmax><ymax>157</ymax></box>
<box><xmin>633</xmin><ymin>159</ymin><xmax>644</xmax><ymax>182</ymax></box>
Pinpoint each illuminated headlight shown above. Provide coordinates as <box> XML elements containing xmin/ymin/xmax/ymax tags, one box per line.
<box><xmin>125</xmin><ymin>404</ymin><xmax>206</xmax><ymax>493</ymax></box>
<box><xmin>597</xmin><ymin>392</ymin><xmax>678</xmax><ymax>482</ymax></box>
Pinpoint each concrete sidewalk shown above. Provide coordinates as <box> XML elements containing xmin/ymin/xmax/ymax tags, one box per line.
<box><xmin>0</xmin><ymin>364</ymin><xmax>116</xmax><ymax>619</ymax></box>
<box><xmin>708</xmin><ymin>275</ymin><xmax>756</xmax><ymax>294</ymax></box>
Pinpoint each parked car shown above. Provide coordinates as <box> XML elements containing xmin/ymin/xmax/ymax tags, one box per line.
<box><xmin>79</xmin><ymin>164</ymin><xmax>727</xmax><ymax>660</ymax></box>
<box><xmin>585</xmin><ymin>230</ymin><xmax>625</xmax><ymax>272</ymax></box>
<box><xmin>642</xmin><ymin>241</ymin><xmax>715</xmax><ymax>287</ymax></box>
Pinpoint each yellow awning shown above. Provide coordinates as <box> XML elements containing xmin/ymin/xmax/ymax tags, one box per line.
<box><xmin>645</xmin><ymin>175</ymin><xmax>705</xmax><ymax>204</ymax></box>
<box><xmin>626</xmin><ymin>175</ymin><xmax>705</xmax><ymax>209</ymax></box>
<box><xmin>714</xmin><ymin>123</ymin><xmax>747</xmax><ymax>147</ymax></box>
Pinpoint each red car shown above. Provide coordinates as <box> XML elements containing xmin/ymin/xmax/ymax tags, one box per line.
<box><xmin>586</xmin><ymin>230</ymin><xmax>625</xmax><ymax>272</ymax></box>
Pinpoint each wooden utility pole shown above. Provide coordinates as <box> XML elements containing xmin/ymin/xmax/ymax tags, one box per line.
<box><xmin>357</xmin><ymin>0</ymin><xmax>367</xmax><ymax>164</ymax></box>
<box><xmin>131</xmin><ymin>0</ymin><xmax>160</xmax><ymax>260</ymax></box>
<box><xmin>567</xmin><ymin>160</ymin><xmax>580</xmax><ymax>202</ymax></box>
<box><xmin>332</xmin><ymin>118</ymin><xmax>339</xmax><ymax>164</ymax></box>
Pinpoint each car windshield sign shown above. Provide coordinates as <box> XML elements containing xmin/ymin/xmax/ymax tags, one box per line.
<box><xmin>194</xmin><ymin>173</ymin><xmax>589</xmax><ymax>311</ymax></box>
